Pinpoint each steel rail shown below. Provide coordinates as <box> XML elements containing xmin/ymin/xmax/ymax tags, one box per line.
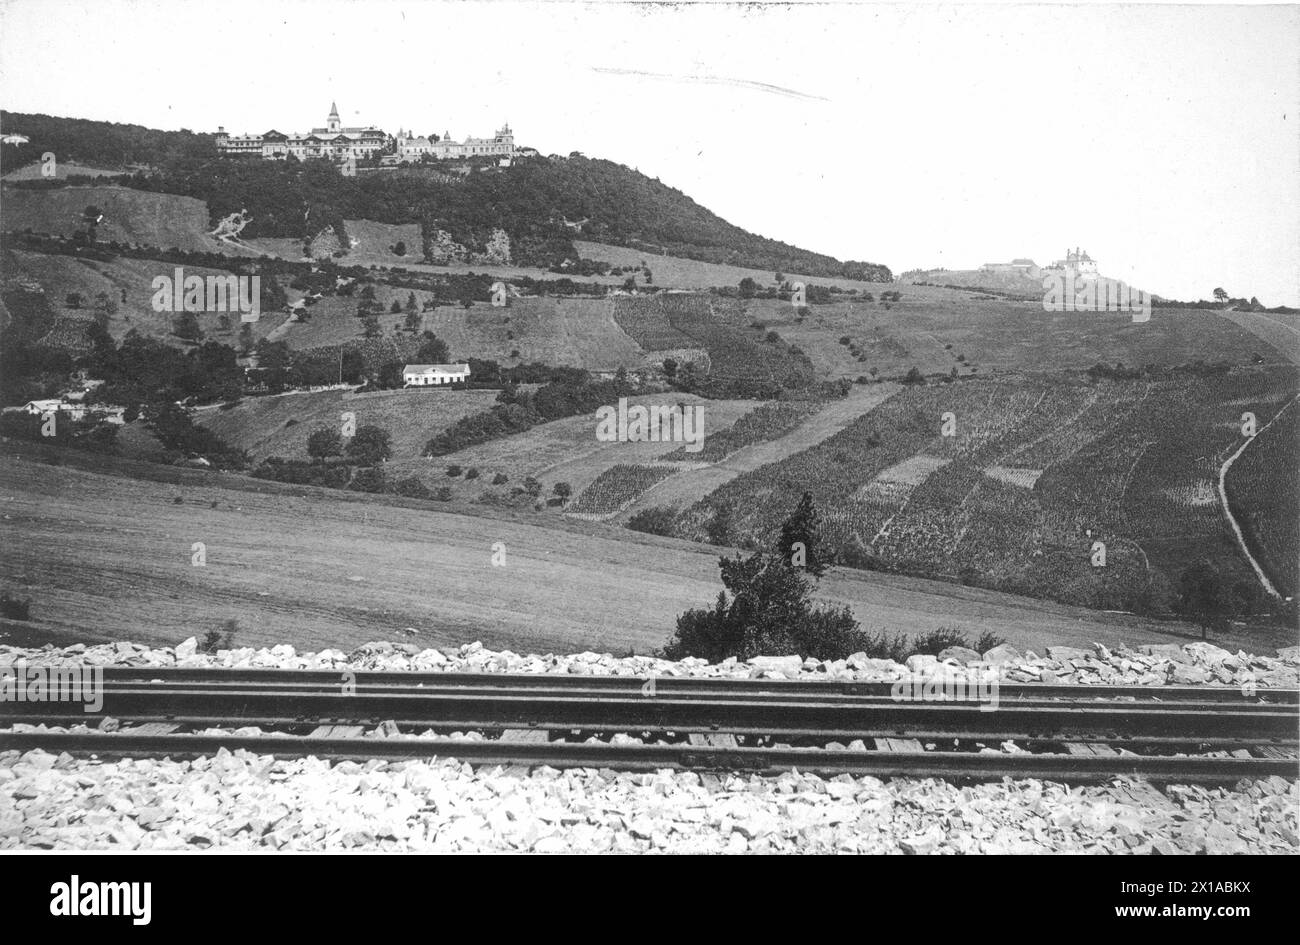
<box><xmin>0</xmin><ymin>729</ymin><xmax>1293</xmax><ymax>785</ymax></box>
<box><xmin>76</xmin><ymin>667</ymin><xmax>1300</xmax><ymax>705</ymax></box>
<box><xmin>2</xmin><ymin>685</ymin><xmax>1295</xmax><ymax>739</ymax></box>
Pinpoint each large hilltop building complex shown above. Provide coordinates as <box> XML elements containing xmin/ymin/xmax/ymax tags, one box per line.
<box><xmin>395</xmin><ymin>124</ymin><xmax>515</xmax><ymax>162</ymax></box>
<box><xmin>215</xmin><ymin>104</ymin><xmax>516</xmax><ymax>164</ymax></box>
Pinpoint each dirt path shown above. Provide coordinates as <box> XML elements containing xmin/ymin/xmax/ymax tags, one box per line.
<box><xmin>621</xmin><ymin>383</ymin><xmax>901</xmax><ymax>515</ymax></box>
<box><xmin>1217</xmin><ymin>393</ymin><xmax>1300</xmax><ymax>598</ymax></box>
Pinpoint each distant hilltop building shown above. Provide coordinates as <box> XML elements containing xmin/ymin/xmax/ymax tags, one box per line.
<box><xmin>216</xmin><ymin>103</ymin><xmax>386</xmax><ymax>161</ymax></box>
<box><xmin>1046</xmin><ymin>247</ymin><xmax>1099</xmax><ymax>282</ymax></box>
<box><xmin>395</xmin><ymin>124</ymin><xmax>515</xmax><ymax>162</ymax></box>
<box><xmin>215</xmin><ymin>104</ymin><xmax>516</xmax><ymax>164</ymax></box>
<box><xmin>981</xmin><ymin>258</ymin><xmax>1037</xmax><ymax>274</ymax></box>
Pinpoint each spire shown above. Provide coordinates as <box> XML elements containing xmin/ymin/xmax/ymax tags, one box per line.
<box><xmin>329</xmin><ymin>101</ymin><xmax>340</xmax><ymax>120</ymax></box>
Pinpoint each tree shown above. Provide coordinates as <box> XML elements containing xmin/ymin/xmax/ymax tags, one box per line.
<box><xmin>362</xmin><ymin>315</ymin><xmax>381</xmax><ymax>338</ymax></box>
<box><xmin>306</xmin><ymin>426</ymin><xmax>343</xmax><ymax>462</ymax></box>
<box><xmin>390</xmin><ymin>299</ymin><xmax>403</xmax><ymax>314</ymax></box>
<box><xmin>553</xmin><ymin>481</ymin><xmax>572</xmax><ymax>502</ymax></box>
<box><xmin>662</xmin><ymin>551</ymin><xmax>861</xmax><ymax>662</ymax></box>
<box><xmin>345</xmin><ymin>425</ymin><xmax>392</xmax><ymax>466</ymax></box>
<box><xmin>237</xmin><ymin>323</ymin><xmax>255</xmax><ymax>356</ymax></box>
<box><xmin>416</xmin><ymin>331</ymin><xmax>450</xmax><ymax>364</ymax></box>
<box><xmin>777</xmin><ymin>491</ymin><xmax>828</xmax><ymax>577</ymax></box>
<box><xmin>706</xmin><ymin>504</ymin><xmax>733</xmax><ymax>546</ymax></box>
<box><xmin>404</xmin><ymin>310</ymin><xmax>422</xmax><ymax>333</ymax></box>
<box><xmin>393</xmin><ymin>240</ymin><xmax>407</xmax><ymax>256</ymax></box>
<box><xmin>1177</xmin><ymin>561</ymin><xmax>1235</xmax><ymax>639</ymax></box>
<box><xmin>662</xmin><ymin>357</ymin><xmax>678</xmax><ymax>379</ymax></box>
<box><xmin>1213</xmin><ymin>287</ymin><xmax>1228</xmax><ymax>303</ymax></box>
<box><xmin>738</xmin><ymin>277</ymin><xmax>758</xmax><ymax>299</ymax></box>
<box><xmin>522</xmin><ymin>475</ymin><xmax>542</xmax><ymax>498</ymax></box>
<box><xmin>173</xmin><ymin>312</ymin><xmax>204</xmax><ymax>343</ymax></box>
<box><xmin>66</xmin><ymin>292</ymin><xmax>83</xmax><ymax>309</ymax></box>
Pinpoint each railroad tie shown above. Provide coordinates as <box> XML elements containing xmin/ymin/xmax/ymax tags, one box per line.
<box><xmin>500</xmin><ymin>729</ymin><xmax>551</xmax><ymax>744</ymax></box>
<box><xmin>875</xmin><ymin>737</ymin><xmax>924</xmax><ymax>752</ymax></box>
<box><xmin>127</xmin><ymin>722</ymin><xmax>178</xmax><ymax>736</ymax></box>
<box><xmin>309</xmin><ymin>725</ymin><xmax>365</xmax><ymax>738</ymax></box>
<box><xmin>687</xmin><ymin>733</ymin><xmax>739</xmax><ymax>748</ymax></box>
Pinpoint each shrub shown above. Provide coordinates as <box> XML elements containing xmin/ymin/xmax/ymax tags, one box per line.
<box><xmin>0</xmin><ymin>593</ymin><xmax>32</xmax><ymax>621</ymax></box>
<box><xmin>198</xmin><ymin>619</ymin><xmax>238</xmax><ymax>654</ymax></box>
<box><xmin>973</xmin><ymin>631</ymin><xmax>1006</xmax><ymax>654</ymax></box>
<box><xmin>492</xmin><ymin>472</ymin><xmax>508</xmax><ymax>485</ymax></box>
<box><xmin>393</xmin><ymin>476</ymin><xmax>433</xmax><ymax>499</ymax></box>
<box><xmin>910</xmin><ymin>627</ymin><xmax>971</xmax><ymax>656</ymax></box>
<box><xmin>348</xmin><ymin>467</ymin><xmax>387</xmax><ymax>493</ymax></box>
<box><xmin>662</xmin><ymin>552</ymin><xmax>866</xmax><ymax>662</ymax></box>
<box><xmin>446</xmin><ymin>464</ymin><xmax>463</xmax><ymax>477</ymax></box>
<box><xmin>626</xmin><ymin>506</ymin><xmax>677</xmax><ymax>537</ymax></box>
<box><xmin>464</xmin><ymin>467</ymin><xmax>480</xmax><ymax>480</ymax></box>
<box><xmin>434</xmin><ymin>486</ymin><xmax>453</xmax><ymax>502</ymax></box>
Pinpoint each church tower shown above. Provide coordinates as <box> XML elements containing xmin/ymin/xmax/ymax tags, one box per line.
<box><xmin>327</xmin><ymin>102</ymin><xmax>341</xmax><ymax>134</ymax></box>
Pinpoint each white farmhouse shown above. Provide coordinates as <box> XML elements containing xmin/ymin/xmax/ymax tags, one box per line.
<box><xmin>402</xmin><ymin>363</ymin><xmax>471</xmax><ymax>387</ymax></box>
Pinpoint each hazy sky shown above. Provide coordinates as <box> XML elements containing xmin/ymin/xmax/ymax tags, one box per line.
<box><xmin>2</xmin><ymin>0</ymin><xmax>1297</xmax><ymax>304</ymax></box>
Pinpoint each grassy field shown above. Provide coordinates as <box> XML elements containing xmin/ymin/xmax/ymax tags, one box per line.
<box><xmin>275</xmin><ymin>293</ymin><xmax>647</xmax><ymax>371</ymax></box>
<box><xmin>194</xmin><ymin>387</ymin><xmax>500</xmax><ymax>463</ymax></box>
<box><xmin>5</xmin><ymin>451</ymin><xmax>1276</xmax><ymax>655</ymax></box>
<box><xmin>1</xmin><ymin>185</ymin><xmax>258</xmax><ymax>255</ymax></box>
<box><xmin>3</xmin><ymin>249</ymin><xmax>285</xmax><ymax>344</ymax></box>
<box><xmin>573</xmin><ymin>240</ymin><xmax>893</xmax><ymax>293</ymax></box>
<box><xmin>3</xmin><ymin>162</ymin><xmax>130</xmax><ymax>181</ymax></box>
<box><xmin>741</xmin><ymin>294</ymin><xmax>1295</xmax><ymax>381</ymax></box>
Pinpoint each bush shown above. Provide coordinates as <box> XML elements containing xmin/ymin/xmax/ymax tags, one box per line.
<box><xmin>662</xmin><ymin>552</ymin><xmax>867</xmax><ymax>662</ymax></box>
<box><xmin>393</xmin><ymin>476</ymin><xmax>433</xmax><ymax>499</ymax></box>
<box><xmin>910</xmin><ymin>627</ymin><xmax>971</xmax><ymax>656</ymax></box>
<box><xmin>0</xmin><ymin>593</ymin><xmax>32</xmax><ymax>621</ymax></box>
<box><xmin>434</xmin><ymin>486</ymin><xmax>453</xmax><ymax>502</ymax></box>
<box><xmin>973</xmin><ymin>631</ymin><xmax>1006</xmax><ymax>654</ymax></box>
<box><xmin>492</xmin><ymin>472</ymin><xmax>508</xmax><ymax>485</ymax></box>
<box><xmin>464</xmin><ymin>467</ymin><xmax>480</xmax><ymax>480</ymax></box>
<box><xmin>446</xmin><ymin>464</ymin><xmax>463</xmax><ymax>477</ymax></box>
<box><xmin>626</xmin><ymin>506</ymin><xmax>677</xmax><ymax>537</ymax></box>
<box><xmin>348</xmin><ymin>467</ymin><xmax>386</xmax><ymax>493</ymax></box>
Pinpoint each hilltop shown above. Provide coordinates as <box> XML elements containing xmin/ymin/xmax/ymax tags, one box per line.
<box><xmin>1</xmin><ymin>110</ymin><xmax>890</xmax><ymax>280</ymax></box>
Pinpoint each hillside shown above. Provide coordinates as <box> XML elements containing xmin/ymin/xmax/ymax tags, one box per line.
<box><xmin>1</xmin><ymin>451</ymin><xmax>1256</xmax><ymax>654</ymax></box>
<box><xmin>0</xmin><ymin>110</ymin><xmax>891</xmax><ymax>278</ymax></box>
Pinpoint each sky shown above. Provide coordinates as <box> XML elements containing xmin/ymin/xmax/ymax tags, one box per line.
<box><xmin>1</xmin><ymin>0</ymin><xmax>1297</xmax><ymax>305</ymax></box>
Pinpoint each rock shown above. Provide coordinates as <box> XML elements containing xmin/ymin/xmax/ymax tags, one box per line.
<box><xmin>981</xmin><ymin>644</ymin><xmax>1022</xmax><ymax>664</ymax></box>
<box><xmin>1168</xmin><ymin>664</ymin><xmax>1211</xmax><ymax>685</ymax></box>
<box><xmin>174</xmin><ymin>637</ymin><xmax>198</xmax><ymax>660</ymax></box>
<box><xmin>1184</xmin><ymin>642</ymin><xmax>1233</xmax><ymax>664</ymax></box>
<box><xmin>747</xmin><ymin>655</ymin><xmax>803</xmax><ymax>675</ymax></box>
<box><xmin>905</xmin><ymin>654</ymin><xmax>938</xmax><ymax>673</ymax></box>
<box><xmin>1046</xmin><ymin>646</ymin><xmax>1090</xmax><ymax>660</ymax></box>
<box><xmin>937</xmin><ymin>646</ymin><xmax>980</xmax><ymax>664</ymax></box>
<box><xmin>1274</xmin><ymin>646</ymin><xmax>1300</xmax><ymax>664</ymax></box>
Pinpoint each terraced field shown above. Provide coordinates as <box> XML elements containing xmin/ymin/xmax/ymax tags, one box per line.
<box><xmin>1225</xmin><ymin>397</ymin><xmax>1300</xmax><ymax>597</ymax></box>
<box><xmin>685</xmin><ymin>367</ymin><xmax>1300</xmax><ymax>612</ymax></box>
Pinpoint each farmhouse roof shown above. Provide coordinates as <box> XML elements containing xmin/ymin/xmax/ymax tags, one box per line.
<box><xmin>403</xmin><ymin>363</ymin><xmax>471</xmax><ymax>373</ymax></box>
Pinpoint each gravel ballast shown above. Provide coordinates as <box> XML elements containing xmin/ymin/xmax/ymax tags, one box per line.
<box><xmin>1</xmin><ymin>637</ymin><xmax>1297</xmax><ymax>852</ymax></box>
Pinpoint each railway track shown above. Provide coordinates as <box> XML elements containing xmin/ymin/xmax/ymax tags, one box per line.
<box><xmin>1</xmin><ymin>669</ymin><xmax>1296</xmax><ymax>785</ymax></box>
